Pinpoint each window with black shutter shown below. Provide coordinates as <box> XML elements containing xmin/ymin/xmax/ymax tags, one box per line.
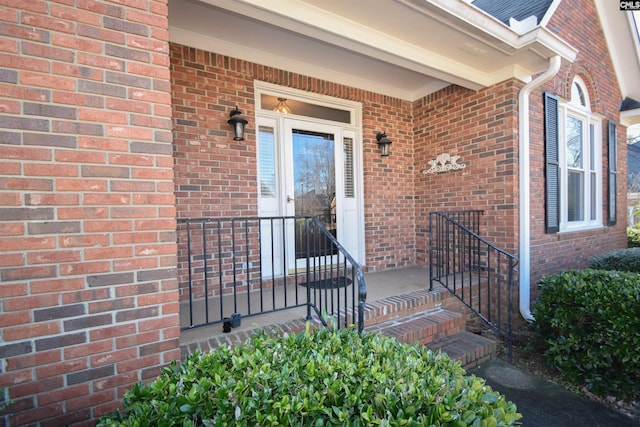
<box><xmin>544</xmin><ymin>92</ymin><xmax>560</xmax><ymax>233</ymax></box>
<box><xmin>608</xmin><ymin>120</ymin><xmax>617</xmax><ymax>225</ymax></box>
<box><xmin>543</xmin><ymin>77</ymin><xmax>603</xmax><ymax>233</ymax></box>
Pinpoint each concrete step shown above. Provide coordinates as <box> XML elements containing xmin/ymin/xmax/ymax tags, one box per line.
<box><xmin>426</xmin><ymin>330</ymin><xmax>497</xmax><ymax>370</ymax></box>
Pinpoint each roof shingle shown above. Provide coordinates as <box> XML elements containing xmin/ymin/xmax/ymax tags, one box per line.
<box><xmin>472</xmin><ymin>0</ymin><xmax>554</xmax><ymax>26</ymax></box>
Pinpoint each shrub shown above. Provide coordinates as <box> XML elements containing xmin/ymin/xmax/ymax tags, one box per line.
<box><xmin>533</xmin><ymin>269</ymin><xmax>640</xmax><ymax>400</ymax></box>
<box><xmin>627</xmin><ymin>227</ymin><xmax>640</xmax><ymax>248</ymax></box>
<box><xmin>97</xmin><ymin>327</ymin><xmax>521</xmax><ymax>426</ymax></box>
<box><xmin>589</xmin><ymin>247</ymin><xmax>640</xmax><ymax>273</ymax></box>
<box><xmin>628</xmin><ymin>204</ymin><xmax>640</xmax><ymax>247</ymax></box>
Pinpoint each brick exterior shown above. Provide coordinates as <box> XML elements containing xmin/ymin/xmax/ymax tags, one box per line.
<box><xmin>414</xmin><ymin>81</ymin><xmax>522</xmax><ymax>263</ymax></box>
<box><xmin>0</xmin><ymin>1</ymin><xmax>180</xmax><ymax>426</ymax></box>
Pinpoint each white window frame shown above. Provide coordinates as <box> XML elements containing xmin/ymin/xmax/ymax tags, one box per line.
<box><xmin>558</xmin><ymin>77</ymin><xmax>603</xmax><ymax>232</ymax></box>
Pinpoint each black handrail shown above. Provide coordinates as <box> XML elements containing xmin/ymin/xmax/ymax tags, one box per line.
<box><xmin>307</xmin><ymin>216</ymin><xmax>367</xmax><ymax>333</ymax></box>
<box><xmin>176</xmin><ymin>216</ymin><xmax>366</xmax><ymax>334</ymax></box>
<box><xmin>429</xmin><ymin>211</ymin><xmax>518</xmax><ymax>361</ymax></box>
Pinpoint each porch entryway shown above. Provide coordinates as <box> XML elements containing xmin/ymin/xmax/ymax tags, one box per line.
<box><xmin>179</xmin><ymin>266</ymin><xmax>498</xmax><ymax>369</ymax></box>
<box><xmin>177</xmin><ymin>211</ymin><xmax>518</xmax><ymax>368</ymax></box>
<box><xmin>179</xmin><ymin>266</ymin><xmax>429</xmax><ymax>341</ymax></box>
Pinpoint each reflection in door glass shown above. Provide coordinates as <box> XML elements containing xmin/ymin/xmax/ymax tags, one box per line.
<box><xmin>292</xmin><ymin>129</ymin><xmax>337</xmax><ymax>258</ymax></box>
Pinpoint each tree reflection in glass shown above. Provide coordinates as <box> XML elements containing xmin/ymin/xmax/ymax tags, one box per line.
<box><xmin>292</xmin><ymin>129</ymin><xmax>336</xmax><ymax>257</ymax></box>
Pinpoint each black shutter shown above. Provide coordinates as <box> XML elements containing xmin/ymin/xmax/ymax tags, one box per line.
<box><xmin>544</xmin><ymin>93</ymin><xmax>560</xmax><ymax>233</ymax></box>
<box><xmin>607</xmin><ymin>120</ymin><xmax>617</xmax><ymax>226</ymax></box>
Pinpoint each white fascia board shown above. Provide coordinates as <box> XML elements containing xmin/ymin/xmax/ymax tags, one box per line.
<box><xmin>421</xmin><ymin>0</ymin><xmax>577</xmax><ymax>62</ymax></box>
<box><xmin>516</xmin><ymin>27</ymin><xmax>578</xmax><ymax>63</ymax></box>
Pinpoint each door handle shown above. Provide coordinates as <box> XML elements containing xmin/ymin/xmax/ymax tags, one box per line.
<box><xmin>287</xmin><ymin>195</ymin><xmax>294</xmax><ymax>203</ymax></box>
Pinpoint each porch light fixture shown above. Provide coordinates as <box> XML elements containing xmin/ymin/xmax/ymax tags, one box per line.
<box><xmin>227</xmin><ymin>106</ymin><xmax>248</xmax><ymax>141</ymax></box>
<box><xmin>273</xmin><ymin>97</ymin><xmax>292</xmax><ymax>114</ymax></box>
<box><xmin>376</xmin><ymin>132</ymin><xmax>392</xmax><ymax>157</ymax></box>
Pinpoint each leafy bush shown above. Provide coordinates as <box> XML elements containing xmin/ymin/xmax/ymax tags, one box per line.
<box><xmin>98</xmin><ymin>327</ymin><xmax>521</xmax><ymax>426</ymax></box>
<box><xmin>628</xmin><ymin>204</ymin><xmax>640</xmax><ymax>247</ymax></box>
<box><xmin>589</xmin><ymin>247</ymin><xmax>640</xmax><ymax>273</ymax></box>
<box><xmin>627</xmin><ymin>227</ymin><xmax>640</xmax><ymax>248</ymax></box>
<box><xmin>533</xmin><ymin>269</ymin><xmax>640</xmax><ymax>400</ymax></box>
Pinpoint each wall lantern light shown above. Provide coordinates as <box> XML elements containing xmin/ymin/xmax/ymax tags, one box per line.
<box><xmin>227</xmin><ymin>106</ymin><xmax>248</xmax><ymax>141</ymax></box>
<box><xmin>376</xmin><ymin>132</ymin><xmax>393</xmax><ymax>157</ymax></box>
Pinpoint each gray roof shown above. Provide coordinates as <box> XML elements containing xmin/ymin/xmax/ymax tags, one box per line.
<box><xmin>472</xmin><ymin>0</ymin><xmax>554</xmax><ymax>26</ymax></box>
<box><xmin>621</xmin><ymin>97</ymin><xmax>640</xmax><ymax>112</ymax></box>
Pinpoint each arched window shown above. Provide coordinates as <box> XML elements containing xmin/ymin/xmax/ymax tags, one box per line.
<box><xmin>560</xmin><ymin>76</ymin><xmax>601</xmax><ymax>230</ymax></box>
<box><xmin>543</xmin><ymin>77</ymin><xmax>603</xmax><ymax>233</ymax></box>
<box><xmin>570</xmin><ymin>76</ymin><xmax>589</xmax><ymax>109</ymax></box>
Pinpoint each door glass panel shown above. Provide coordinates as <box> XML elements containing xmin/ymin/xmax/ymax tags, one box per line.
<box><xmin>344</xmin><ymin>137</ymin><xmax>354</xmax><ymax>198</ymax></box>
<box><xmin>258</xmin><ymin>126</ymin><xmax>276</xmax><ymax>198</ymax></box>
<box><xmin>292</xmin><ymin>129</ymin><xmax>336</xmax><ymax>258</ymax></box>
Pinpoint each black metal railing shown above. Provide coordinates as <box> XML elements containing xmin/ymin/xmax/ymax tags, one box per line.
<box><xmin>177</xmin><ymin>216</ymin><xmax>366</xmax><ymax>333</ymax></box>
<box><xmin>429</xmin><ymin>211</ymin><xmax>518</xmax><ymax>360</ymax></box>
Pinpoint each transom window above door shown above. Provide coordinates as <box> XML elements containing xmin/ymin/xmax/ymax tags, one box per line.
<box><xmin>259</xmin><ymin>94</ymin><xmax>352</xmax><ymax>124</ymax></box>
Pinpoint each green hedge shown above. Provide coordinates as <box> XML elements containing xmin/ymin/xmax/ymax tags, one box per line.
<box><xmin>533</xmin><ymin>269</ymin><xmax>640</xmax><ymax>400</ymax></box>
<box><xmin>590</xmin><ymin>247</ymin><xmax>640</xmax><ymax>273</ymax></box>
<box><xmin>97</xmin><ymin>327</ymin><xmax>521</xmax><ymax>426</ymax></box>
<box><xmin>628</xmin><ymin>227</ymin><xmax>640</xmax><ymax>248</ymax></box>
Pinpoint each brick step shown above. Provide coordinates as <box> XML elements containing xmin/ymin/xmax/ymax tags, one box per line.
<box><xmin>368</xmin><ymin>308</ymin><xmax>465</xmax><ymax>346</ymax></box>
<box><xmin>362</xmin><ymin>286</ymin><xmax>470</xmax><ymax>327</ymax></box>
<box><xmin>426</xmin><ymin>330</ymin><xmax>497</xmax><ymax>370</ymax></box>
<box><xmin>367</xmin><ymin>306</ymin><xmax>497</xmax><ymax>371</ymax></box>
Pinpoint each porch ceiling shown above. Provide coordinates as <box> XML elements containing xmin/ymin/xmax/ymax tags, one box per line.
<box><xmin>168</xmin><ymin>0</ymin><xmax>577</xmax><ymax>101</ymax></box>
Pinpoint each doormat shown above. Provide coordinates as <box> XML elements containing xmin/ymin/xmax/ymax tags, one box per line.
<box><xmin>299</xmin><ymin>277</ymin><xmax>352</xmax><ymax>289</ymax></box>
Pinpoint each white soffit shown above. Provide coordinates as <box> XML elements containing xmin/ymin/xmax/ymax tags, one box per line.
<box><xmin>621</xmin><ymin>109</ymin><xmax>640</xmax><ymax>127</ymax></box>
<box><xmin>169</xmin><ymin>0</ymin><xmax>577</xmax><ymax>101</ymax></box>
<box><xmin>596</xmin><ymin>1</ymin><xmax>640</xmax><ymax>103</ymax></box>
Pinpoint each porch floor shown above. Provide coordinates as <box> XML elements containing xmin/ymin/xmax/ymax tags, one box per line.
<box><xmin>179</xmin><ymin>266</ymin><xmax>435</xmax><ymax>347</ymax></box>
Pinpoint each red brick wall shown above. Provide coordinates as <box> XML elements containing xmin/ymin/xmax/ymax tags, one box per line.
<box><xmin>414</xmin><ymin>81</ymin><xmax>521</xmax><ymax>263</ymax></box>
<box><xmin>528</xmin><ymin>0</ymin><xmax>628</xmax><ymax>282</ymax></box>
<box><xmin>170</xmin><ymin>44</ymin><xmax>416</xmax><ymax>273</ymax></box>
<box><xmin>171</xmin><ymin>46</ymin><xmax>258</xmax><ymax>219</ymax></box>
<box><xmin>0</xmin><ymin>1</ymin><xmax>180</xmax><ymax>426</ymax></box>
